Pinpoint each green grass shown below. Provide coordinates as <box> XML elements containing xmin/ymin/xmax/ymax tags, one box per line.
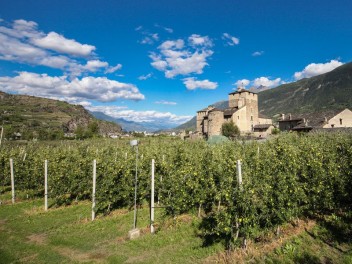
<box><xmin>0</xmin><ymin>192</ymin><xmax>223</xmax><ymax>263</ymax></box>
<box><xmin>1</xmin><ymin>192</ymin><xmax>351</xmax><ymax>263</ymax></box>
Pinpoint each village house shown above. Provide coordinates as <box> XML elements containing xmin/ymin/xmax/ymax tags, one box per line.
<box><xmin>196</xmin><ymin>88</ymin><xmax>273</xmax><ymax>138</ymax></box>
<box><xmin>278</xmin><ymin>108</ymin><xmax>352</xmax><ymax>132</ymax></box>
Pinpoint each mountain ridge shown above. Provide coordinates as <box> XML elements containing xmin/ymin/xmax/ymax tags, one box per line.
<box><xmin>0</xmin><ymin>91</ymin><xmax>122</xmax><ymax>139</ymax></box>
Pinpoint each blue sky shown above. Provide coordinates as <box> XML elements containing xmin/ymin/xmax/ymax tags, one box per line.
<box><xmin>0</xmin><ymin>0</ymin><xmax>351</xmax><ymax>127</ymax></box>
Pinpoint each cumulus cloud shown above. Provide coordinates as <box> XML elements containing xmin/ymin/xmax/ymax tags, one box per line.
<box><xmin>252</xmin><ymin>51</ymin><xmax>264</xmax><ymax>56</ymax></box>
<box><xmin>183</xmin><ymin>77</ymin><xmax>218</xmax><ymax>90</ymax></box>
<box><xmin>150</xmin><ymin>36</ymin><xmax>213</xmax><ymax>78</ymax></box>
<box><xmin>155</xmin><ymin>100</ymin><xmax>177</xmax><ymax>105</ymax></box>
<box><xmin>234</xmin><ymin>79</ymin><xmax>250</xmax><ymax>88</ymax></box>
<box><xmin>222</xmin><ymin>33</ymin><xmax>239</xmax><ymax>46</ymax></box>
<box><xmin>0</xmin><ymin>72</ymin><xmax>145</xmax><ymax>102</ymax></box>
<box><xmin>234</xmin><ymin>77</ymin><xmax>283</xmax><ymax>89</ymax></box>
<box><xmin>86</xmin><ymin>105</ymin><xmax>128</xmax><ymax>112</ymax></box>
<box><xmin>0</xmin><ymin>19</ymin><xmax>121</xmax><ymax>76</ymax></box>
<box><xmin>253</xmin><ymin>77</ymin><xmax>283</xmax><ymax>88</ymax></box>
<box><xmin>294</xmin><ymin>60</ymin><xmax>344</xmax><ymax>80</ymax></box>
<box><xmin>96</xmin><ymin>109</ymin><xmax>192</xmax><ymax>124</ymax></box>
<box><xmin>83</xmin><ymin>60</ymin><xmax>109</xmax><ymax>72</ymax></box>
<box><xmin>86</xmin><ymin>104</ymin><xmax>192</xmax><ymax>125</ymax></box>
<box><xmin>138</xmin><ymin>73</ymin><xmax>152</xmax><ymax>80</ymax></box>
<box><xmin>32</xmin><ymin>32</ymin><xmax>96</xmax><ymax>56</ymax></box>
<box><xmin>188</xmin><ymin>34</ymin><xmax>212</xmax><ymax>47</ymax></box>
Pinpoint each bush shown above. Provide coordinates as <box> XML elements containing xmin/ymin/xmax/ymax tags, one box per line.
<box><xmin>221</xmin><ymin>121</ymin><xmax>240</xmax><ymax>138</ymax></box>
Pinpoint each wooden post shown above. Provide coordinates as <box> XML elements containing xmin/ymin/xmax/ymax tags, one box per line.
<box><xmin>92</xmin><ymin>159</ymin><xmax>96</xmax><ymax>221</ymax></box>
<box><xmin>151</xmin><ymin>159</ymin><xmax>155</xmax><ymax>234</ymax></box>
<box><xmin>44</xmin><ymin>160</ymin><xmax>48</xmax><ymax>211</ymax></box>
<box><xmin>0</xmin><ymin>126</ymin><xmax>3</xmax><ymax>148</ymax></box>
<box><xmin>237</xmin><ymin>160</ymin><xmax>242</xmax><ymax>190</ymax></box>
<box><xmin>10</xmin><ymin>158</ymin><xmax>15</xmax><ymax>204</ymax></box>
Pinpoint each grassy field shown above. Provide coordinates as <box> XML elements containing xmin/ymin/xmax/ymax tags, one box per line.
<box><xmin>1</xmin><ymin>192</ymin><xmax>351</xmax><ymax>263</ymax></box>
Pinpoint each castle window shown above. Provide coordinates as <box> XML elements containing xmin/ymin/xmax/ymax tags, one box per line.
<box><xmin>340</xmin><ymin>118</ymin><xmax>343</xmax><ymax>125</ymax></box>
<box><xmin>251</xmin><ymin>116</ymin><xmax>253</xmax><ymax>121</ymax></box>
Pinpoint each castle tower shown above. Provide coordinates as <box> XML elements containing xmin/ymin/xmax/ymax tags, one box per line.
<box><xmin>196</xmin><ymin>106</ymin><xmax>214</xmax><ymax>134</ymax></box>
<box><xmin>228</xmin><ymin>88</ymin><xmax>259</xmax><ymax>132</ymax></box>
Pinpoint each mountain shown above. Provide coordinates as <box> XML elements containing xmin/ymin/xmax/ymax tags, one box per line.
<box><xmin>91</xmin><ymin>111</ymin><xmax>180</xmax><ymax>132</ymax></box>
<box><xmin>90</xmin><ymin>111</ymin><xmax>152</xmax><ymax>132</ymax></box>
<box><xmin>0</xmin><ymin>91</ymin><xmax>121</xmax><ymax>139</ymax></box>
<box><xmin>258</xmin><ymin>62</ymin><xmax>352</xmax><ymax>117</ymax></box>
<box><xmin>177</xmin><ymin>62</ymin><xmax>352</xmax><ymax>129</ymax></box>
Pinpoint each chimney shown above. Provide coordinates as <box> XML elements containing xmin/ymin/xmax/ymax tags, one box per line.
<box><xmin>281</xmin><ymin>113</ymin><xmax>285</xmax><ymax>120</ymax></box>
<box><xmin>289</xmin><ymin>114</ymin><xmax>292</xmax><ymax>120</ymax></box>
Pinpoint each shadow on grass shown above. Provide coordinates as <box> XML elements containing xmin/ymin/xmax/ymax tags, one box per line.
<box><xmin>293</xmin><ymin>251</ymin><xmax>322</xmax><ymax>264</ymax></box>
<box><xmin>306</xmin><ymin>211</ymin><xmax>352</xmax><ymax>254</ymax></box>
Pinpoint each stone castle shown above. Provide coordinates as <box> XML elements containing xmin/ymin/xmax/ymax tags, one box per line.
<box><xmin>196</xmin><ymin>88</ymin><xmax>273</xmax><ymax>138</ymax></box>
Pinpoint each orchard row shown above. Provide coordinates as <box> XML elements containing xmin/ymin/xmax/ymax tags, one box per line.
<box><xmin>1</xmin><ymin>133</ymin><xmax>351</xmax><ymax>245</ymax></box>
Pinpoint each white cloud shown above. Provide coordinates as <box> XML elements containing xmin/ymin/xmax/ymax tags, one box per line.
<box><xmin>159</xmin><ymin>39</ymin><xmax>184</xmax><ymax>50</ymax></box>
<box><xmin>150</xmin><ymin>36</ymin><xmax>213</xmax><ymax>78</ymax></box>
<box><xmin>253</xmin><ymin>77</ymin><xmax>282</xmax><ymax>88</ymax></box>
<box><xmin>252</xmin><ymin>51</ymin><xmax>264</xmax><ymax>56</ymax></box>
<box><xmin>188</xmin><ymin>34</ymin><xmax>212</xmax><ymax>47</ymax></box>
<box><xmin>0</xmin><ymin>19</ymin><xmax>121</xmax><ymax>76</ymax></box>
<box><xmin>39</xmin><ymin>55</ymin><xmax>72</xmax><ymax>69</ymax></box>
<box><xmin>32</xmin><ymin>32</ymin><xmax>95</xmax><ymax>57</ymax></box>
<box><xmin>83</xmin><ymin>60</ymin><xmax>108</xmax><ymax>72</ymax></box>
<box><xmin>86</xmin><ymin>105</ymin><xmax>128</xmax><ymax>112</ymax></box>
<box><xmin>234</xmin><ymin>77</ymin><xmax>283</xmax><ymax>89</ymax></box>
<box><xmin>87</xmin><ymin>104</ymin><xmax>192</xmax><ymax>125</ymax></box>
<box><xmin>0</xmin><ymin>32</ymin><xmax>47</xmax><ymax>62</ymax></box>
<box><xmin>183</xmin><ymin>77</ymin><xmax>218</xmax><ymax>90</ymax></box>
<box><xmin>0</xmin><ymin>72</ymin><xmax>145</xmax><ymax>102</ymax></box>
<box><xmin>222</xmin><ymin>33</ymin><xmax>239</xmax><ymax>46</ymax></box>
<box><xmin>94</xmin><ymin>109</ymin><xmax>192</xmax><ymax>124</ymax></box>
<box><xmin>234</xmin><ymin>79</ymin><xmax>250</xmax><ymax>88</ymax></box>
<box><xmin>294</xmin><ymin>60</ymin><xmax>344</xmax><ymax>80</ymax></box>
<box><xmin>105</xmin><ymin>63</ymin><xmax>122</xmax><ymax>74</ymax></box>
<box><xmin>155</xmin><ymin>100</ymin><xmax>177</xmax><ymax>105</ymax></box>
<box><xmin>138</xmin><ymin>73</ymin><xmax>152</xmax><ymax>80</ymax></box>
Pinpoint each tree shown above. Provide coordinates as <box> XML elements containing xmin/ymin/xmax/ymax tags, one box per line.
<box><xmin>221</xmin><ymin>121</ymin><xmax>240</xmax><ymax>139</ymax></box>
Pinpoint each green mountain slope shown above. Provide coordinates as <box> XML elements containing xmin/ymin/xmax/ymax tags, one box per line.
<box><xmin>258</xmin><ymin>62</ymin><xmax>352</xmax><ymax>117</ymax></box>
<box><xmin>0</xmin><ymin>91</ymin><xmax>121</xmax><ymax>139</ymax></box>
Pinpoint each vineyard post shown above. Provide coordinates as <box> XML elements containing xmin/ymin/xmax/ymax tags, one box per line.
<box><xmin>151</xmin><ymin>159</ymin><xmax>155</xmax><ymax>234</ymax></box>
<box><xmin>236</xmin><ymin>160</ymin><xmax>242</xmax><ymax>189</ymax></box>
<box><xmin>0</xmin><ymin>126</ymin><xmax>3</xmax><ymax>148</ymax></box>
<box><xmin>130</xmin><ymin>140</ymin><xmax>139</xmax><ymax>230</ymax></box>
<box><xmin>92</xmin><ymin>159</ymin><xmax>96</xmax><ymax>221</ymax></box>
<box><xmin>44</xmin><ymin>160</ymin><xmax>48</xmax><ymax>211</ymax></box>
<box><xmin>10</xmin><ymin>158</ymin><xmax>15</xmax><ymax>204</ymax></box>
